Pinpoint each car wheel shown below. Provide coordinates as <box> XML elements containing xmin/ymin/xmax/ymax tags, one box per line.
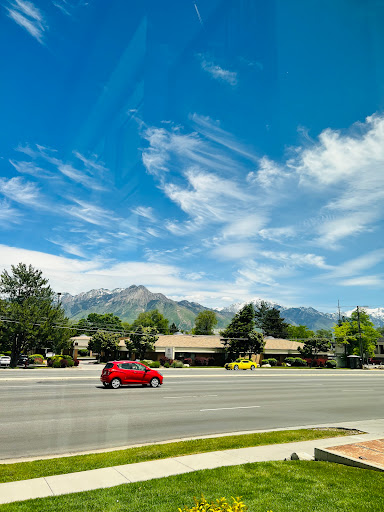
<box><xmin>150</xmin><ymin>377</ymin><xmax>160</xmax><ymax>388</ymax></box>
<box><xmin>110</xmin><ymin>378</ymin><xmax>121</xmax><ymax>389</ymax></box>
<box><xmin>234</xmin><ymin>365</ymin><xmax>239</xmax><ymax>370</ymax></box>
<box><xmin>250</xmin><ymin>365</ymin><xmax>255</xmax><ymax>370</ymax></box>
<box><xmin>102</xmin><ymin>382</ymin><xmax>109</xmax><ymax>387</ymax></box>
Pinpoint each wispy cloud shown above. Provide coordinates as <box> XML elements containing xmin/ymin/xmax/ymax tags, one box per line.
<box><xmin>131</xmin><ymin>206</ymin><xmax>156</xmax><ymax>221</ymax></box>
<box><xmin>0</xmin><ymin>177</ymin><xmax>42</xmax><ymax>207</ymax></box>
<box><xmin>9</xmin><ymin>159</ymin><xmax>52</xmax><ymax>178</ymax></box>
<box><xmin>197</xmin><ymin>54</ymin><xmax>238</xmax><ymax>86</ymax></box>
<box><xmin>5</xmin><ymin>0</ymin><xmax>48</xmax><ymax>43</ymax></box>
<box><xmin>0</xmin><ymin>200</ymin><xmax>22</xmax><ymax>225</ymax></box>
<box><xmin>66</xmin><ymin>198</ymin><xmax>118</xmax><ymax>227</ymax></box>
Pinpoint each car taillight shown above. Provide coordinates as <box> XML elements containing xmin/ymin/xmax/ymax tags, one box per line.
<box><xmin>104</xmin><ymin>370</ymin><xmax>111</xmax><ymax>375</ymax></box>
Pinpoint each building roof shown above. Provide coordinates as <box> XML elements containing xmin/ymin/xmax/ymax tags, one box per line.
<box><xmin>264</xmin><ymin>338</ymin><xmax>304</xmax><ymax>351</ymax></box>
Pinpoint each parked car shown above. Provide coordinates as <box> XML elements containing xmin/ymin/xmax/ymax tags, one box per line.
<box><xmin>100</xmin><ymin>361</ymin><xmax>163</xmax><ymax>389</ymax></box>
<box><xmin>224</xmin><ymin>358</ymin><xmax>256</xmax><ymax>370</ymax></box>
<box><xmin>0</xmin><ymin>355</ymin><xmax>11</xmax><ymax>367</ymax></box>
<box><xmin>18</xmin><ymin>355</ymin><xmax>29</xmax><ymax>366</ymax></box>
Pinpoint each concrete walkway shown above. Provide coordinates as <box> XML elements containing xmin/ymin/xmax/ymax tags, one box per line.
<box><xmin>1</xmin><ymin>421</ymin><xmax>384</xmax><ymax>505</ymax></box>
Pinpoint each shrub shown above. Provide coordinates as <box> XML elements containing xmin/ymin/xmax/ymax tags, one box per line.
<box><xmin>53</xmin><ymin>359</ymin><xmax>62</xmax><ymax>368</ymax></box>
<box><xmin>326</xmin><ymin>359</ymin><xmax>337</xmax><ymax>368</ymax></box>
<box><xmin>159</xmin><ymin>356</ymin><xmax>173</xmax><ymax>366</ymax></box>
<box><xmin>195</xmin><ymin>356</ymin><xmax>209</xmax><ymax>366</ymax></box>
<box><xmin>74</xmin><ymin>358</ymin><xmax>80</xmax><ymax>366</ymax></box>
<box><xmin>285</xmin><ymin>357</ymin><xmax>295</xmax><ymax>365</ymax></box>
<box><xmin>183</xmin><ymin>358</ymin><xmax>192</xmax><ymax>365</ymax></box>
<box><xmin>149</xmin><ymin>361</ymin><xmax>160</xmax><ymax>368</ymax></box>
<box><xmin>264</xmin><ymin>358</ymin><xmax>278</xmax><ymax>366</ymax></box>
<box><xmin>172</xmin><ymin>360</ymin><xmax>184</xmax><ymax>368</ymax></box>
<box><xmin>78</xmin><ymin>349</ymin><xmax>89</xmax><ymax>357</ymax></box>
<box><xmin>30</xmin><ymin>354</ymin><xmax>44</xmax><ymax>364</ymax></box>
<box><xmin>179</xmin><ymin>495</ymin><xmax>248</xmax><ymax>511</ymax></box>
<box><xmin>208</xmin><ymin>357</ymin><xmax>215</xmax><ymax>366</ymax></box>
<box><xmin>140</xmin><ymin>360</ymin><xmax>152</xmax><ymax>366</ymax></box>
<box><xmin>293</xmin><ymin>357</ymin><xmax>307</xmax><ymax>366</ymax></box>
<box><xmin>164</xmin><ymin>362</ymin><xmax>170</xmax><ymax>368</ymax></box>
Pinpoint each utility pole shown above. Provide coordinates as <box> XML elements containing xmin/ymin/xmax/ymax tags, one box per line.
<box><xmin>356</xmin><ymin>306</ymin><xmax>364</xmax><ymax>367</ymax></box>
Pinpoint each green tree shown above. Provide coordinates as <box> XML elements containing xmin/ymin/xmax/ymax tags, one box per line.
<box><xmin>287</xmin><ymin>324</ymin><xmax>315</xmax><ymax>340</ymax></box>
<box><xmin>220</xmin><ymin>304</ymin><xmax>264</xmax><ymax>360</ymax></box>
<box><xmin>169</xmin><ymin>322</ymin><xmax>178</xmax><ymax>334</ymax></box>
<box><xmin>254</xmin><ymin>302</ymin><xmax>288</xmax><ymax>338</ymax></box>
<box><xmin>299</xmin><ymin>336</ymin><xmax>330</xmax><ymax>367</ymax></box>
<box><xmin>88</xmin><ymin>330</ymin><xmax>120</xmax><ymax>362</ymax></box>
<box><xmin>334</xmin><ymin>309</ymin><xmax>381</xmax><ymax>360</ymax></box>
<box><xmin>126</xmin><ymin>325</ymin><xmax>159</xmax><ymax>360</ymax></box>
<box><xmin>0</xmin><ymin>263</ymin><xmax>72</xmax><ymax>366</ymax></box>
<box><xmin>315</xmin><ymin>329</ymin><xmax>333</xmax><ymax>340</ymax></box>
<box><xmin>193</xmin><ymin>310</ymin><xmax>218</xmax><ymax>335</ymax></box>
<box><xmin>73</xmin><ymin>313</ymin><xmax>123</xmax><ymax>335</ymax></box>
<box><xmin>131</xmin><ymin>309</ymin><xmax>169</xmax><ymax>334</ymax></box>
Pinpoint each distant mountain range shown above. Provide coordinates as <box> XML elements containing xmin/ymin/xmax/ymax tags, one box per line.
<box><xmin>61</xmin><ymin>286</ymin><xmax>384</xmax><ymax>331</ymax></box>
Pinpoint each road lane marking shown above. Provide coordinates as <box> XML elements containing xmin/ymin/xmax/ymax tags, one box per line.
<box><xmin>163</xmin><ymin>394</ymin><xmax>218</xmax><ymax>399</ymax></box>
<box><xmin>200</xmin><ymin>405</ymin><xmax>261</xmax><ymax>411</ymax></box>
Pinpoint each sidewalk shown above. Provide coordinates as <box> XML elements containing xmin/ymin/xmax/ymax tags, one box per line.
<box><xmin>1</xmin><ymin>420</ymin><xmax>384</xmax><ymax>505</ymax></box>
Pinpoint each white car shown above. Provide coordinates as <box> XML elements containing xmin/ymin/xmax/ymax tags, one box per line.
<box><xmin>0</xmin><ymin>356</ymin><xmax>11</xmax><ymax>367</ymax></box>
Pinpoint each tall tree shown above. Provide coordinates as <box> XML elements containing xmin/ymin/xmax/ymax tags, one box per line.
<box><xmin>299</xmin><ymin>336</ymin><xmax>330</xmax><ymax>367</ymax></box>
<box><xmin>334</xmin><ymin>309</ymin><xmax>381</xmax><ymax>360</ymax></box>
<box><xmin>88</xmin><ymin>330</ymin><xmax>120</xmax><ymax>362</ymax></box>
<box><xmin>131</xmin><ymin>309</ymin><xmax>169</xmax><ymax>334</ymax></box>
<box><xmin>169</xmin><ymin>322</ymin><xmax>178</xmax><ymax>334</ymax></box>
<box><xmin>220</xmin><ymin>304</ymin><xmax>263</xmax><ymax>360</ymax></box>
<box><xmin>193</xmin><ymin>310</ymin><xmax>218</xmax><ymax>335</ymax></box>
<box><xmin>254</xmin><ymin>301</ymin><xmax>288</xmax><ymax>338</ymax></box>
<box><xmin>0</xmin><ymin>263</ymin><xmax>72</xmax><ymax>365</ymax></box>
<box><xmin>73</xmin><ymin>313</ymin><xmax>123</xmax><ymax>335</ymax></box>
<box><xmin>287</xmin><ymin>324</ymin><xmax>315</xmax><ymax>340</ymax></box>
<box><xmin>126</xmin><ymin>325</ymin><xmax>159</xmax><ymax>360</ymax></box>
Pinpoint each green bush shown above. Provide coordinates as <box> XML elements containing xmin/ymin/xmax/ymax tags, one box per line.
<box><xmin>180</xmin><ymin>495</ymin><xmax>248</xmax><ymax>511</ymax></box>
<box><xmin>264</xmin><ymin>358</ymin><xmax>278</xmax><ymax>366</ymax></box>
<box><xmin>52</xmin><ymin>359</ymin><xmax>62</xmax><ymax>368</ymax></box>
<box><xmin>164</xmin><ymin>362</ymin><xmax>170</xmax><ymax>368</ymax></box>
<box><xmin>172</xmin><ymin>360</ymin><xmax>184</xmax><ymax>368</ymax></box>
<box><xmin>285</xmin><ymin>357</ymin><xmax>295</xmax><ymax>365</ymax></box>
<box><xmin>78</xmin><ymin>349</ymin><xmax>89</xmax><ymax>357</ymax></box>
<box><xmin>149</xmin><ymin>361</ymin><xmax>160</xmax><ymax>368</ymax></box>
<box><xmin>293</xmin><ymin>357</ymin><xmax>307</xmax><ymax>366</ymax></box>
<box><xmin>30</xmin><ymin>354</ymin><xmax>44</xmax><ymax>363</ymax></box>
<box><xmin>140</xmin><ymin>360</ymin><xmax>152</xmax><ymax>366</ymax></box>
<box><xmin>326</xmin><ymin>359</ymin><xmax>337</xmax><ymax>368</ymax></box>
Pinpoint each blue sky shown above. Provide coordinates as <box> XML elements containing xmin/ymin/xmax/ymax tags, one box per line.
<box><xmin>1</xmin><ymin>0</ymin><xmax>384</xmax><ymax>312</ymax></box>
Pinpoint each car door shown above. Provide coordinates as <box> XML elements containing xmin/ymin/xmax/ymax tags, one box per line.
<box><xmin>118</xmin><ymin>363</ymin><xmax>134</xmax><ymax>384</ymax></box>
<box><xmin>130</xmin><ymin>362</ymin><xmax>148</xmax><ymax>383</ymax></box>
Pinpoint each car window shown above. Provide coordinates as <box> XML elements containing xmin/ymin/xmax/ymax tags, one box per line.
<box><xmin>104</xmin><ymin>363</ymin><xmax>114</xmax><ymax>369</ymax></box>
<box><xmin>119</xmin><ymin>363</ymin><xmax>133</xmax><ymax>369</ymax></box>
<box><xmin>131</xmin><ymin>363</ymin><xmax>146</xmax><ymax>370</ymax></box>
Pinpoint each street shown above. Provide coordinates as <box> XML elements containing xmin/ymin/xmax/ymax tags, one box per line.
<box><xmin>1</xmin><ymin>367</ymin><xmax>383</xmax><ymax>460</ymax></box>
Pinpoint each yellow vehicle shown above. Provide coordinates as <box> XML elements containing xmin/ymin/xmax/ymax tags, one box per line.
<box><xmin>224</xmin><ymin>358</ymin><xmax>256</xmax><ymax>370</ymax></box>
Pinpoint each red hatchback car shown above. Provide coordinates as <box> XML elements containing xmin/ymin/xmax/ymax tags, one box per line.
<box><xmin>100</xmin><ymin>361</ymin><xmax>163</xmax><ymax>389</ymax></box>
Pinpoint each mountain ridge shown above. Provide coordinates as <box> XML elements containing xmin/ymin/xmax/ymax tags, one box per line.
<box><xmin>61</xmin><ymin>286</ymin><xmax>384</xmax><ymax>330</ymax></box>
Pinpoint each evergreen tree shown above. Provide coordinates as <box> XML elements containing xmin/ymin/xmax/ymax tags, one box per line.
<box><xmin>0</xmin><ymin>263</ymin><xmax>72</xmax><ymax>365</ymax></box>
<box><xmin>220</xmin><ymin>304</ymin><xmax>263</xmax><ymax>360</ymax></box>
<box><xmin>254</xmin><ymin>301</ymin><xmax>288</xmax><ymax>338</ymax></box>
<box><xmin>193</xmin><ymin>310</ymin><xmax>218</xmax><ymax>335</ymax></box>
<box><xmin>169</xmin><ymin>322</ymin><xmax>178</xmax><ymax>334</ymax></box>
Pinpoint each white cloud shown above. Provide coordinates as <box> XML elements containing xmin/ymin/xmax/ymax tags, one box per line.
<box><xmin>131</xmin><ymin>206</ymin><xmax>156</xmax><ymax>221</ymax></box>
<box><xmin>9</xmin><ymin>159</ymin><xmax>51</xmax><ymax>178</ymax></box>
<box><xmin>66</xmin><ymin>199</ymin><xmax>118</xmax><ymax>226</ymax></box>
<box><xmin>0</xmin><ymin>177</ymin><xmax>42</xmax><ymax>207</ymax></box>
<box><xmin>259</xmin><ymin>250</ymin><xmax>331</xmax><ymax>269</ymax></box>
<box><xmin>0</xmin><ymin>200</ymin><xmax>21</xmax><ymax>225</ymax></box>
<box><xmin>197</xmin><ymin>54</ymin><xmax>238</xmax><ymax>86</ymax></box>
<box><xmin>6</xmin><ymin>0</ymin><xmax>47</xmax><ymax>43</ymax></box>
<box><xmin>339</xmin><ymin>276</ymin><xmax>384</xmax><ymax>287</ymax></box>
<box><xmin>57</xmin><ymin>163</ymin><xmax>105</xmax><ymax>190</ymax></box>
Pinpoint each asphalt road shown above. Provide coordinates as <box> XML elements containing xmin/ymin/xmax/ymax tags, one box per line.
<box><xmin>1</xmin><ymin>367</ymin><xmax>384</xmax><ymax>460</ymax></box>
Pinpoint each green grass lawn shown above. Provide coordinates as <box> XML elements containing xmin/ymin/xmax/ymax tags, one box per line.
<box><xmin>1</xmin><ymin>460</ymin><xmax>383</xmax><ymax>511</ymax></box>
<box><xmin>0</xmin><ymin>429</ymin><xmax>353</xmax><ymax>484</ymax></box>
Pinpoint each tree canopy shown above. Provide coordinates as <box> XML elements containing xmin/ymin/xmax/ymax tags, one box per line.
<box><xmin>0</xmin><ymin>263</ymin><xmax>72</xmax><ymax>365</ymax></box>
<box><xmin>287</xmin><ymin>324</ymin><xmax>315</xmax><ymax>339</ymax></box>
<box><xmin>126</xmin><ymin>325</ymin><xmax>159</xmax><ymax>360</ymax></box>
<box><xmin>299</xmin><ymin>336</ymin><xmax>330</xmax><ymax>366</ymax></box>
<box><xmin>220</xmin><ymin>303</ymin><xmax>263</xmax><ymax>359</ymax></box>
<box><xmin>333</xmin><ymin>308</ymin><xmax>381</xmax><ymax>359</ymax></box>
<box><xmin>254</xmin><ymin>301</ymin><xmax>288</xmax><ymax>338</ymax></box>
<box><xmin>193</xmin><ymin>310</ymin><xmax>218</xmax><ymax>335</ymax></box>
<box><xmin>131</xmin><ymin>309</ymin><xmax>169</xmax><ymax>334</ymax></box>
<box><xmin>88</xmin><ymin>330</ymin><xmax>120</xmax><ymax>362</ymax></box>
<box><xmin>73</xmin><ymin>313</ymin><xmax>124</xmax><ymax>335</ymax></box>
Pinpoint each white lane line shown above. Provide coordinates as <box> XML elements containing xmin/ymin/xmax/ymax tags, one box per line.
<box><xmin>163</xmin><ymin>394</ymin><xmax>218</xmax><ymax>399</ymax></box>
<box><xmin>200</xmin><ymin>405</ymin><xmax>261</xmax><ymax>412</ymax></box>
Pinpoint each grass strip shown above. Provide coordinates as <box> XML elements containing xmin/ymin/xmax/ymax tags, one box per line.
<box><xmin>1</xmin><ymin>460</ymin><xmax>383</xmax><ymax>511</ymax></box>
<box><xmin>0</xmin><ymin>428</ymin><xmax>353</xmax><ymax>484</ymax></box>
